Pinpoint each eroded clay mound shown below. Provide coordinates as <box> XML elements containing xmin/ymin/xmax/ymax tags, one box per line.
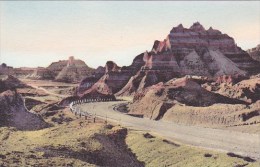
<box><xmin>0</xmin><ymin>75</ymin><xmax>30</xmax><ymax>92</ymax></box>
<box><xmin>215</xmin><ymin>77</ymin><xmax>260</xmax><ymax>103</ymax></box>
<box><xmin>76</xmin><ymin>66</ymin><xmax>105</xmax><ymax>95</ymax></box>
<box><xmin>55</xmin><ymin>56</ymin><xmax>94</xmax><ymax>83</ymax></box>
<box><xmin>129</xmin><ymin>77</ymin><xmax>245</xmax><ymax>120</ymax></box>
<box><xmin>0</xmin><ymin>90</ymin><xmax>48</xmax><ymax>130</ymax></box>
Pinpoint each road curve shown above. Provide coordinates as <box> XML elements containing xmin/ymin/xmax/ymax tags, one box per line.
<box><xmin>78</xmin><ymin>101</ymin><xmax>260</xmax><ymax>160</ymax></box>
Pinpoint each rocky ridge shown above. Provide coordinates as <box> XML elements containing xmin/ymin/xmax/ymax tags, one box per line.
<box><xmin>81</xmin><ymin>22</ymin><xmax>260</xmax><ymax>98</ymax></box>
<box><xmin>247</xmin><ymin>44</ymin><xmax>260</xmax><ymax>62</ymax></box>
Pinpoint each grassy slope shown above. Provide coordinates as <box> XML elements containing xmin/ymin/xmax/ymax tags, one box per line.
<box><xmin>0</xmin><ymin>110</ymin><xmax>142</xmax><ymax>167</ymax></box>
<box><xmin>126</xmin><ymin>131</ymin><xmax>260</xmax><ymax>167</ymax></box>
<box><xmin>1</xmin><ymin>110</ymin><xmax>259</xmax><ymax>167</ymax></box>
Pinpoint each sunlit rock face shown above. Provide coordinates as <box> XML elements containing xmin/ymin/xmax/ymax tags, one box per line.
<box><xmin>81</xmin><ymin>22</ymin><xmax>260</xmax><ymax>97</ymax></box>
<box><xmin>53</xmin><ymin>56</ymin><xmax>94</xmax><ymax>83</ymax></box>
<box><xmin>129</xmin><ymin>77</ymin><xmax>246</xmax><ymax>120</ymax></box>
<box><xmin>167</xmin><ymin>22</ymin><xmax>259</xmax><ymax>76</ymax></box>
<box><xmin>169</xmin><ymin>22</ymin><xmax>240</xmax><ymax>53</ymax></box>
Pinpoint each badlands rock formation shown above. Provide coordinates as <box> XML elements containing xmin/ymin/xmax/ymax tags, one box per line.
<box><xmin>53</xmin><ymin>56</ymin><xmax>94</xmax><ymax>83</ymax></box>
<box><xmin>0</xmin><ymin>57</ymin><xmax>94</xmax><ymax>82</ymax></box>
<box><xmin>129</xmin><ymin>77</ymin><xmax>245</xmax><ymax>120</ymax></box>
<box><xmin>78</xmin><ymin>22</ymin><xmax>260</xmax><ymax>98</ymax></box>
<box><xmin>0</xmin><ymin>63</ymin><xmax>14</xmax><ymax>75</ymax></box>
<box><xmin>27</xmin><ymin>67</ymin><xmax>55</xmax><ymax>80</ymax></box>
<box><xmin>0</xmin><ymin>75</ymin><xmax>30</xmax><ymax>92</ymax></box>
<box><xmin>203</xmin><ymin>75</ymin><xmax>260</xmax><ymax>103</ymax></box>
<box><xmin>0</xmin><ymin>76</ymin><xmax>48</xmax><ymax>130</ymax></box>
<box><xmin>117</xmin><ymin>22</ymin><xmax>260</xmax><ymax>96</ymax></box>
<box><xmin>76</xmin><ymin>66</ymin><xmax>105</xmax><ymax>95</ymax></box>
<box><xmin>247</xmin><ymin>44</ymin><xmax>260</xmax><ymax>62</ymax></box>
<box><xmin>79</xmin><ymin>54</ymin><xmax>146</xmax><ymax>96</ymax></box>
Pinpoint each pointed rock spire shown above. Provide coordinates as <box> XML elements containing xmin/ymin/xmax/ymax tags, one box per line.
<box><xmin>190</xmin><ymin>22</ymin><xmax>205</xmax><ymax>31</ymax></box>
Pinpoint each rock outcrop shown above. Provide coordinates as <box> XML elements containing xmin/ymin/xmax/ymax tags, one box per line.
<box><xmin>13</xmin><ymin>67</ymin><xmax>36</xmax><ymax>78</ymax></box>
<box><xmin>76</xmin><ymin>66</ymin><xmax>105</xmax><ymax>95</ymax></box>
<box><xmin>116</xmin><ymin>22</ymin><xmax>260</xmax><ymax>96</ymax></box>
<box><xmin>77</xmin><ymin>22</ymin><xmax>260</xmax><ymax>99</ymax></box>
<box><xmin>129</xmin><ymin>77</ymin><xmax>246</xmax><ymax>120</ymax></box>
<box><xmin>0</xmin><ymin>75</ymin><xmax>30</xmax><ymax>92</ymax></box>
<box><xmin>0</xmin><ymin>63</ymin><xmax>14</xmax><ymax>75</ymax></box>
<box><xmin>79</xmin><ymin>53</ymin><xmax>146</xmax><ymax>97</ymax></box>
<box><xmin>204</xmin><ymin>76</ymin><xmax>260</xmax><ymax>103</ymax></box>
<box><xmin>54</xmin><ymin>56</ymin><xmax>94</xmax><ymax>83</ymax></box>
<box><xmin>27</xmin><ymin>67</ymin><xmax>55</xmax><ymax>80</ymax></box>
<box><xmin>0</xmin><ymin>76</ymin><xmax>48</xmax><ymax>130</ymax></box>
<box><xmin>247</xmin><ymin>44</ymin><xmax>260</xmax><ymax>62</ymax></box>
<box><xmin>0</xmin><ymin>90</ymin><xmax>48</xmax><ymax>130</ymax></box>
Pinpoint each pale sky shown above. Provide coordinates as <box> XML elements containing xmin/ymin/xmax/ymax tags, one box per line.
<box><xmin>1</xmin><ymin>1</ymin><xmax>260</xmax><ymax>68</ymax></box>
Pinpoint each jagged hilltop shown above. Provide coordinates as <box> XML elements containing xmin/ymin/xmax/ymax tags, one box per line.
<box><xmin>116</xmin><ymin>22</ymin><xmax>260</xmax><ymax>96</ymax></box>
<box><xmin>247</xmin><ymin>44</ymin><xmax>260</xmax><ymax>62</ymax></box>
<box><xmin>78</xmin><ymin>22</ymin><xmax>260</xmax><ymax>98</ymax></box>
<box><xmin>1</xmin><ymin>57</ymin><xmax>94</xmax><ymax>83</ymax></box>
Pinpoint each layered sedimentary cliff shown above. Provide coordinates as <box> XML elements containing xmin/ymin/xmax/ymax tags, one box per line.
<box><xmin>115</xmin><ymin>23</ymin><xmax>260</xmax><ymax>96</ymax></box>
<box><xmin>76</xmin><ymin>22</ymin><xmax>260</xmax><ymax>104</ymax></box>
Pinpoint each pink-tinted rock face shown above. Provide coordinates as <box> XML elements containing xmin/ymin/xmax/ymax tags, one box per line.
<box><xmin>147</xmin><ymin>22</ymin><xmax>259</xmax><ymax>77</ymax></box>
<box><xmin>94</xmin><ymin>61</ymin><xmax>127</xmax><ymax>94</ymax></box>
<box><xmin>76</xmin><ymin>66</ymin><xmax>105</xmax><ymax>95</ymax></box>
<box><xmin>80</xmin><ymin>22</ymin><xmax>260</xmax><ymax>97</ymax></box>
<box><xmin>79</xmin><ymin>54</ymin><xmax>146</xmax><ymax>96</ymax></box>
<box><xmin>169</xmin><ymin>22</ymin><xmax>240</xmax><ymax>53</ymax></box>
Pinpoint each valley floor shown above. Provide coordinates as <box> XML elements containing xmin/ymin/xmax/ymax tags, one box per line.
<box><xmin>1</xmin><ymin>79</ymin><xmax>259</xmax><ymax>166</ymax></box>
<box><xmin>1</xmin><ymin>109</ymin><xmax>259</xmax><ymax>167</ymax></box>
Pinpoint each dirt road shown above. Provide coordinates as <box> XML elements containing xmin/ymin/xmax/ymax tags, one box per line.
<box><xmin>27</xmin><ymin>84</ymin><xmax>68</xmax><ymax>98</ymax></box>
<box><xmin>78</xmin><ymin>101</ymin><xmax>260</xmax><ymax>160</ymax></box>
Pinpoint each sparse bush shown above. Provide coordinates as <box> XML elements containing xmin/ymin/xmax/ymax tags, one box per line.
<box><xmin>143</xmin><ymin>133</ymin><xmax>154</xmax><ymax>139</ymax></box>
<box><xmin>204</xmin><ymin>153</ymin><xmax>212</xmax><ymax>157</ymax></box>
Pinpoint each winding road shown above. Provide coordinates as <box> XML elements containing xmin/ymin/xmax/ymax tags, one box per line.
<box><xmin>77</xmin><ymin>101</ymin><xmax>260</xmax><ymax>160</ymax></box>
